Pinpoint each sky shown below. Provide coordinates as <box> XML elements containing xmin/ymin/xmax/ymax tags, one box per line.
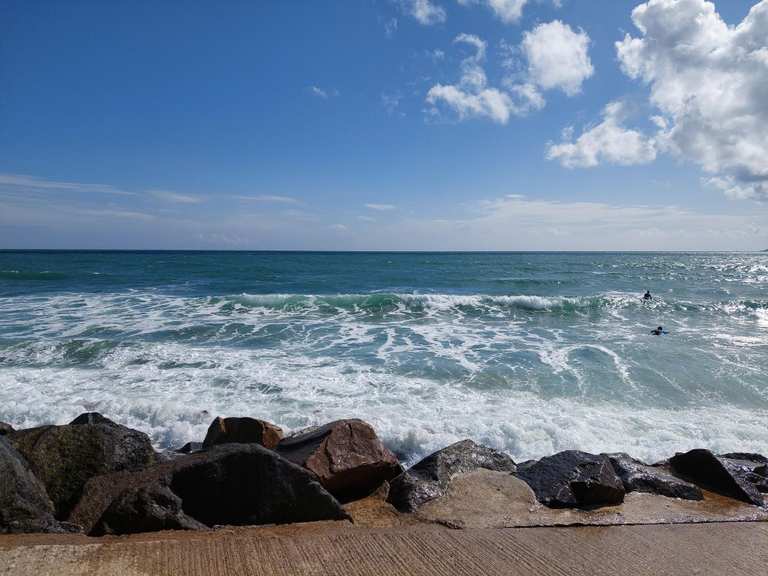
<box><xmin>1</xmin><ymin>0</ymin><xmax>767</xmax><ymax>251</ymax></box>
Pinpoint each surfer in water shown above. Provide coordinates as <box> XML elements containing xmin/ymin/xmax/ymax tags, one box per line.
<box><xmin>650</xmin><ymin>326</ymin><xmax>667</xmax><ymax>335</ymax></box>
<box><xmin>643</xmin><ymin>290</ymin><xmax>652</xmax><ymax>301</ymax></box>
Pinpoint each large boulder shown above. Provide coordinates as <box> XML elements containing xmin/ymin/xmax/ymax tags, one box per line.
<box><xmin>202</xmin><ymin>416</ymin><xmax>283</xmax><ymax>449</ymax></box>
<box><xmin>70</xmin><ymin>443</ymin><xmax>349</xmax><ymax>536</ymax></box>
<box><xmin>0</xmin><ymin>422</ymin><xmax>14</xmax><ymax>436</ymax></box>
<box><xmin>94</xmin><ymin>484</ymin><xmax>207</xmax><ymax>535</ymax></box>
<box><xmin>0</xmin><ymin>437</ymin><xmax>72</xmax><ymax>533</ymax></box>
<box><xmin>276</xmin><ymin>419</ymin><xmax>402</xmax><ymax>502</ymax></box>
<box><xmin>516</xmin><ymin>450</ymin><xmax>625</xmax><ymax>508</ymax></box>
<box><xmin>387</xmin><ymin>439</ymin><xmax>517</xmax><ymax>512</ymax></box>
<box><xmin>606</xmin><ymin>453</ymin><xmax>702</xmax><ymax>501</ymax></box>
<box><xmin>9</xmin><ymin>413</ymin><xmax>156</xmax><ymax>518</ymax></box>
<box><xmin>669</xmin><ymin>449</ymin><xmax>766</xmax><ymax>505</ymax></box>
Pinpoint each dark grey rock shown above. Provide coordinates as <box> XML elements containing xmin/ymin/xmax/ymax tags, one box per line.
<box><xmin>387</xmin><ymin>439</ymin><xmax>516</xmax><ymax>512</ymax></box>
<box><xmin>177</xmin><ymin>442</ymin><xmax>204</xmax><ymax>454</ymax></box>
<box><xmin>277</xmin><ymin>419</ymin><xmax>402</xmax><ymax>503</ymax></box>
<box><xmin>9</xmin><ymin>415</ymin><xmax>156</xmax><ymax>519</ymax></box>
<box><xmin>0</xmin><ymin>437</ymin><xmax>76</xmax><ymax>534</ymax></box>
<box><xmin>69</xmin><ymin>412</ymin><xmax>118</xmax><ymax>427</ymax></box>
<box><xmin>203</xmin><ymin>416</ymin><xmax>283</xmax><ymax>450</ymax></box>
<box><xmin>669</xmin><ymin>449</ymin><xmax>765</xmax><ymax>506</ymax></box>
<box><xmin>0</xmin><ymin>422</ymin><xmax>14</xmax><ymax>436</ymax></box>
<box><xmin>606</xmin><ymin>453</ymin><xmax>702</xmax><ymax>500</ymax></box>
<box><xmin>516</xmin><ymin>450</ymin><xmax>625</xmax><ymax>509</ymax></box>
<box><xmin>70</xmin><ymin>443</ymin><xmax>349</xmax><ymax>536</ymax></box>
<box><xmin>93</xmin><ymin>484</ymin><xmax>207</xmax><ymax>536</ymax></box>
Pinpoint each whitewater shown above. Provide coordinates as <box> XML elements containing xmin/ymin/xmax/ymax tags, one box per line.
<box><xmin>0</xmin><ymin>250</ymin><xmax>766</xmax><ymax>464</ymax></box>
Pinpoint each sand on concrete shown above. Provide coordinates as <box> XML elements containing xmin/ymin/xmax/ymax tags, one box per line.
<box><xmin>1</xmin><ymin>521</ymin><xmax>767</xmax><ymax>576</ymax></box>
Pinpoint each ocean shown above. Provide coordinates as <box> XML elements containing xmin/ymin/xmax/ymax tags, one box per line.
<box><xmin>0</xmin><ymin>250</ymin><xmax>766</xmax><ymax>464</ymax></box>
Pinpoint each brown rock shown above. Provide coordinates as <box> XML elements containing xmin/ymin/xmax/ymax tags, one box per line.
<box><xmin>202</xmin><ymin>416</ymin><xmax>283</xmax><ymax>449</ymax></box>
<box><xmin>277</xmin><ymin>419</ymin><xmax>403</xmax><ymax>502</ymax></box>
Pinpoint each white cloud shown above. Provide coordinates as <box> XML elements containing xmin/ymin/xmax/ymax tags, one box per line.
<box><xmin>350</xmin><ymin>195</ymin><xmax>768</xmax><ymax>251</ymax></box>
<box><xmin>150</xmin><ymin>190</ymin><xmax>203</xmax><ymax>204</ymax></box>
<box><xmin>309</xmin><ymin>85</ymin><xmax>333</xmax><ymax>99</ymax></box>
<box><xmin>521</xmin><ymin>20</ymin><xmax>594</xmax><ymax>96</ymax></box>
<box><xmin>547</xmin><ymin>101</ymin><xmax>657</xmax><ymax>167</ymax></box>
<box><xmin>0</xmin><ymin>173</ymin><xmax>134</xmax><ymax>195</ymax></box>
<box><xmin>427</xmin><ymin>23</ymin><xmax>592</xmax><ymax>124</ymax></box>
<box><xmin>365</xmin><ymin>203</ymin><xmax>397</xmax><ymax>211</ymax></box>
<box><xmin>384</xmin><ymin>17</ymin><xmax>398</xmax><ymax>37</ymax></box>
<box><xmin>606</xmin><ymin>0</ymin><xmax>768</xmax><ymax>200</ymax></box>
<box><xmin>233</xmin><ymin>194</ymin><xmax>301</xmax><ymax>204</ymax></box>
<box><xmin>402</xmin><ymin>0</ymin><xmax>446</xmax><ymax>25</ymax></box>
<box><xmin>426</xmin><ymin>33</ymin><xmax>516</xmax><ymax>124</ymax></box>
<box><xmin>457</xmin><ymin>0</ymin><xmax>528</xmax><ymax>24</ymax></box>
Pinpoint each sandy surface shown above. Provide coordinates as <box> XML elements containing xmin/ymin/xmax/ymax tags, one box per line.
<box><xmin>1</xmin><ymin>521</ymin><xmax>767</xmax><ymax>576</ymax></box>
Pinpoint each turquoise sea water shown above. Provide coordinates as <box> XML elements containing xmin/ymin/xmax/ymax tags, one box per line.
<box><xmin>0</xmin><ymin>250</ymin><xmax>766</xmax><ymax>463</ymax></box>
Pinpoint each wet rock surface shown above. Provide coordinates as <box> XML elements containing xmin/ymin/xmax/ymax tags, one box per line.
<box><xmin>9</xmin><ymin>414</ymin><xmax>156</xmax><ymax>519</ymax></box>
<box><xmin>669</xmin><ymin>449</ymin><xmax>766</xmax><ymax>506</ymax></box>
<box><xmin>202</xmin><ymin>416</ymin><xmax>283</xmax><ymax>450</ymax></box>
<box><xmin>0</xmin><ymin>438</ymin><xmax>71</xmax><ymax>534</ymax></box>
<box><xmin>70</xmin><ymin>443</ymin><xmax>349</xmax><ymax>535</ymax></box>
<box><xmin>177</xmin><ymin>442</ymin><xmax>204</xmax><ymax>454</ymax></box>
<box><xmin>0</xmin><ymin>422</ymin><xmax>14</xmax><ymax>436</ymax></box>
<box><xmin>277</xmin><ymin>419</ymin><xmax>402</xmax><ymax>502</ymax></box>
<box><xmin>606</xmin><ymin>453</ymin><xmax>702</xmax><ymax>500</ymax></box>
<box><xmin>387</xmin><ymin>439</ymin><xmax>517</xmax><ymax>512</ymax></box>
<box><xmin>517</xmin><ymin>450</ymin><xmax>625</xmax><ymax>508</ymax></box>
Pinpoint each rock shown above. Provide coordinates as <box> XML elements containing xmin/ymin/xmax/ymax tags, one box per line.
<box><xmin>387</xmin><ymin>439</ymin><xmax>517</xmax><ymax>512</ymax></box>
<box><xmin>0</xmin><ymin>437</ymin><xmax>73</xmax><ymax>533</ymax></box>
<box><xmin>0</xmin><ymin>422</ymin><xmax>14</xmax><ymax>436</ymax></box>
<box><xmin>70</xmin><ymin>443</ymin><xmax>349</xmax><ymax>536</ymax></box>
<box><xmin>9</xmin><ymin>415</ymin><xmax>156</xmax><ymax>519</ymax></box>
<box><xmin>516</xmin><ymin>450</ymin><xmax>625</xmax><ymax>508</ymax></box>
<box><xmin>69</xmin><ymin>412</ymin><xmax>118</xmax><ymax>427</ymax></box>
<box><xmin>669</xmin><ymin>449</ymin><xmax>765</xmax><ymax>506</ymax></box>
<box><xmin>94</xmin><ymin>484</ymin><xmax>207</xmax><ymax>535</ymax></box>
<box><xmin>177</xmin><ymin>442</ymin><xmax>204</xmax><ymax>454</ymax></box>
<box><xmin>277</xmin><ymin>419</ymin><xmax>402</xmax><ymax>502</ymax></box>
<box><xmin>416</xmin><ymin>469</ymin><xmax>539</xmax><ymax>529</ymax></box>
<box><xmin>720</xmin><ymin>453</ymin><xmax>768</xmax><ymax>464</ymax></box>
<box><xmin>202</xmin><ymin>416</ymin><xmax>283</xmax><ymax>450</ymax></box>
<box><xmin>606</xmin><ymin>453</ymin><xmax>702</xmax><ymax>501</ymax></box>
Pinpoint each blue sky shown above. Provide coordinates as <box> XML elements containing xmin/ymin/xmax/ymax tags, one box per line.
<box><xmin>1</xmin><ymin>0</ymin><xmax>767</xmax><ymax>250</ymax></box>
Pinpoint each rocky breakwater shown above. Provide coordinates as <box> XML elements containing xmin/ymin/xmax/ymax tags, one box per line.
<box><xmin>0</xmin><ymin>414</ymin><xmax>767</xmax><ymax>536</ymax></box>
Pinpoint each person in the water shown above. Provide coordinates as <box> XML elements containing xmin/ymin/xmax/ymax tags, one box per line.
<box><xmin>643</xmin><ymin>290</ymin><xmax>652</xmax><ymax>300</ymax></box>
<box><xmin>650</xmin><ymin>326</ymin><xmax>666</xmax><ymax>335</ymax></box>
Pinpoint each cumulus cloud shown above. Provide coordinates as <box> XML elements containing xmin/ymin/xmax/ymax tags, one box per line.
<box><xmin>553</xmin><ymin>0</ymin><xmax>768</xmax><ymax>200</ymax></box>
<box><xmin>521</xmin><ymin>20</ymin><xmax>594</xmax><ymax>96</ymax></box>
<box><xmin>426</xmin><ymin>33</ymin><xmax>518</xmax><ymax>124</ymax></box>
<box><xmin>427</xmin><ymin>23</ymin><xmax>592</xmax><ymax>123</ymax></box>
<box><xmin>457</xmin><ymin>0</ymin><xmax>528</xmax><ymax>24</ymax></box>
<box><xmin>402</xmin><ymin>0</ymin><xmax>446</xmax><ymax>25</ymax></box>
<box><xmin>546</xmin><ymin>101</ymin><xmax>657</xmax><ymax>167</ymax></box>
